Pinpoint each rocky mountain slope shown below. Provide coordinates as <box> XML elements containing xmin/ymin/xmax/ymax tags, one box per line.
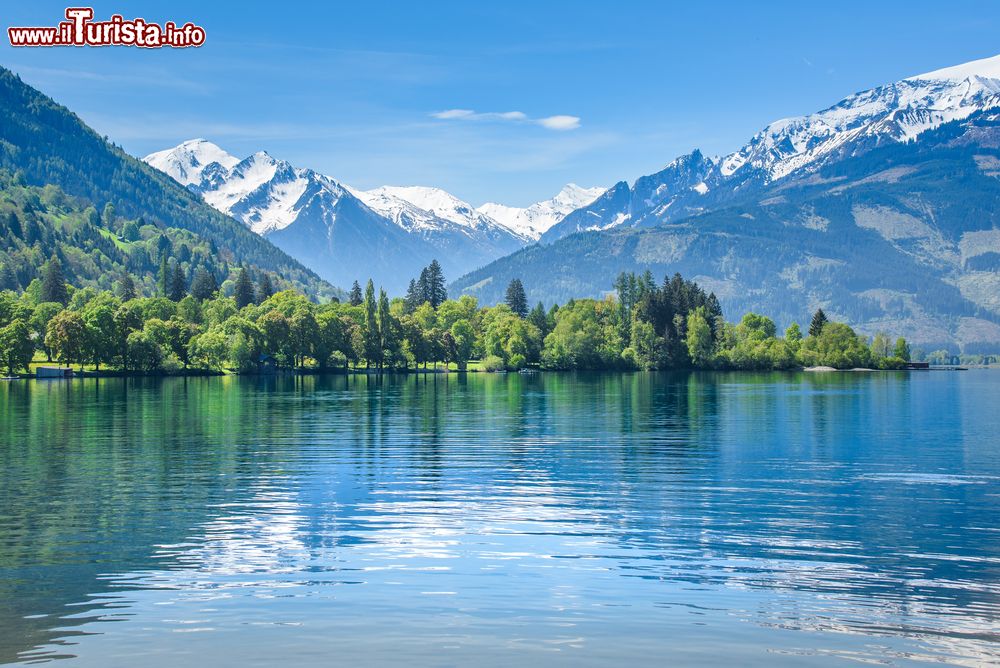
<box><xmin>543</xmin><ymin>54</ymin><xmax>1000</xmax><ymax>243</ymax></box>
<box><xmin>146</xmin><ymin>141</ymin><xmax>596</xmax><ymax>292</ymax></box>
<box><xmin>454</xmin><ymin>55</ymin><xmax>1000</xmax><ymax>351</ymax></box>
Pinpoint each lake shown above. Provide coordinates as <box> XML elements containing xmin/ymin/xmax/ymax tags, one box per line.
<box><xmin>0</xmin><ymin>371</ymin><xmax>998</xmax><ymax>666</ymax></box>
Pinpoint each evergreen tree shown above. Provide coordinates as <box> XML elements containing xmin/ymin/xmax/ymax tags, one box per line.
<box><xmin>257</xmin><ymin>273</ymin><xmax>274</xmax><ymax>302</ymax></box>
<box><xmin>6</xmin><ymin>211</ymin><xmax>21</xmax><ymax>237</ymax></box>
<box><xmin>417</xmin><ymin>267</ymin><xmax>430</xmax><ymax>305</ymax></box>
<box><xmin>377</xmin><ymin>287</ymin><xmax>393</xmax><ymax>368</ymax></box>
<box><xmin>117</xmin><ymin>273</ymin><xmax>137</xmax><ymax>301</ymax></box>
<box><xmin>190</xmin><ymin>267</ymin><xmax>217</xmax><ymax>301</ymax></box>
<box><xmin>505</xmin><ymin>278</ymin><xmax>528</xmax><ymax>318</ymax></box>
<box><xmin>168</xmin><ymin>264</ymin><xmax>187</xmax><ymax>302</ymax></box>
<box><xmin>0</xmin><ymin>264</ymin><xmax>19</xmax><ymax>291</ymax></box>
<box><xmin>22</xmin><ymin>217</ymin><xmax>41</xmax><ymax>245</ymax></box>
<box><xmin>404</xmin><ymin>278</ymin><xmax>420</xmax><ymax>312</ymax></box>
<box><xmin>705</xmin><ymin>292</ymin><xmax>724</xmax><ymax>341</ymax></box>
<box><xmin>426</xmin><ymin>260</ymin><xmax>447</xmax><ymax>308</ymax></box>
<box><xmin>528</xmin><ymin>302</ymin><xmax>549</xmax><ymax>338</ymax></box>
<box><xmin>234</xmin><ymin>267</ymin><xmax>255</xmax><ymax>309</ymax></box>
<box><xmin>41</xmin><ymin>256</ymin><xmax>68</xmax><ymax>305</ymax></box>
<box><xmin>809</xmin><ymin>308</ymin><xmax>828</xmax><ymax>337</ymax></box>
<box><xmin>349</xmin><ymin>280</ymin><xmax>363</xmax><ymax>306</ymax></box>
<box><xmin>363</xmin><ymin>279</ymin><xmax>379</xmax><ymax>368</ymax></box>
<box><xmin>157</xmin><ymin>256</ymin><xmax>170</xmax><ymax>297</ymax></box>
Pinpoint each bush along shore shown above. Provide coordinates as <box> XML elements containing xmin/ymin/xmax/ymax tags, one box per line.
<box><xmin>0</xmin><ymin>258</ymin><xmax>918</xmax><ymax>378</ymax></box>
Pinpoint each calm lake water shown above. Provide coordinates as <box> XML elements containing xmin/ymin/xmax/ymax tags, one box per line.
<box><xmin>0</xmin><ymin>371</ymin><xmax>998</xmax><ymax>666</ymax></box>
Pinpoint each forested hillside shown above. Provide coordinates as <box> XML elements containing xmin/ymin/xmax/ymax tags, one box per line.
<box><xmin>0</xmin><ymin>68</ymin><xmax>337</xmax><ymax>299</ymax></box>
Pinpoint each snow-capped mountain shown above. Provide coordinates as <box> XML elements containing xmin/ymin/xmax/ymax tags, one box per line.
<box><xmin>719</xmin><ymin>54</ymin><xmax>1000</xmax><ymax>181</ymax></box>
<box><xmin>146</xmin><ymin>140</ymin><xmax>349</xmax><ymax>235</ymax></box>
<box><xmin>145</xmin><ymin>138</ymin><xmax>239</xmax><ymax>187</ymax></box>
<box><xmin>455</xmin><ymin>53</ymin><xmax>1000</xmax><ymax>349</ymax></box>
<box><xmin>351</xmin><ymin>185</ymin><xmax>530</xmax><ymax>243</ymax></box>
<box><xmin>543</xmin><ymin>53</ymin><xmax>1000</xmax><ymax>242</ymax></box>
<box><xmin>145</xmin><ymin>141</ymin><xmax>482</xmax><ymax>292</ymax></box>
<box><xmin>478</xmin><ymin>184</ymin><xmax>605</xmax><ymax>239</ymax></box>
<box><xmin>144</xmin><ymin>143</ymin><xmax>536</xmax><ymax>291</ymax></box>
<box><xmin>145</xmin><ymin>140</ymin><xmax>601</xmax><ymax>291</ymax></box>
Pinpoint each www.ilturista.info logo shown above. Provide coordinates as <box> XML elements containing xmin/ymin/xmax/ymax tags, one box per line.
<box><xmin>8</xmin><ymin>7</ymin><xmax>205</xmax><ymax>48</ymax></box>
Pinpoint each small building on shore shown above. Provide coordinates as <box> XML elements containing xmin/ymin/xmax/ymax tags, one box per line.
<box><xmin>36</xmin><ymin>367</ymin><xmax>74</xmax><ymax>379</ymax></box>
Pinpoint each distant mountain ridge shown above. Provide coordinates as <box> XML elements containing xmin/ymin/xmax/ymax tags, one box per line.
<box><xmin>453</xmin><ymin>54</ymin><xmax>1000</xmax><ymax>351</ymax></box>
<box><xmin>145</xmin><ymin>140</ymin><xmax>601</xmax><ymax>292</ymax></box>
<box><xmin>478</xmin><ymin>184</ymin><xmax>605</xmax><ymax>239</ymax></box>
<box><xmin>542</xmin><ymin>54</ymin><xmax>1000</xmax><ymax>243</ymax></box>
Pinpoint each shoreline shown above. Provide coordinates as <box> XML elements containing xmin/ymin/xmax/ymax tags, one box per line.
<box><xmin>3</xmin><ymin>365</ymin><xmax>985</xmax><ymax>382</ymax></box>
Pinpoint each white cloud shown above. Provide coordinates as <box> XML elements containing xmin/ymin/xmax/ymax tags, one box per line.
<box><xmin>538</xmin><ymin>115</ymin><xmax>581</xmax><ymax>131</ymax></box>
<box><xmin>431</xmin><ymin>108</ymin><xmax>580</xmax><ymax>131</ymax></box>
<box><xmin>432</xmin><ymin>109</ymin><xmax>476</xmax><ymax>120</ymax></box>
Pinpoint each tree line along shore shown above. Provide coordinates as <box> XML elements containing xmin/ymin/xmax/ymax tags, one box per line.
<box><xmin>0</xmin><ymin>256</ymin><xmax>918</xmax><ymax>378</ymax></box>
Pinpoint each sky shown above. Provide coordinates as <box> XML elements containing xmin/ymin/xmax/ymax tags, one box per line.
<box><xmin>3</xmin><ymin>1</ymin><xmax>1000</xmax><ymax>206</ymax></box>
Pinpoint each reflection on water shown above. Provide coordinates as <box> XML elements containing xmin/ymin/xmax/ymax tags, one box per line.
<box><xmin>0</xmin><ymin>371</ymin><xmax>998</xmax><ymax>666</ymax></box>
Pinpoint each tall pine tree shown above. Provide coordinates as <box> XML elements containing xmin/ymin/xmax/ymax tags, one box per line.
<box><xmin>349</xmin><ymin>280</ymin><xmax>363</xmax><ymax>306</ymax></box>
<box><xmin>234</xmin><ymin>267</ymin><xmax>256</xmax><ymax>309</ymax></box>
<box><xmin>41</xmin><ymin>256</ymin><xmax>68</xmax><ymax>305</ymax></box>
<box><xmin>416</xmin><ymin>267</ymin><xmax>430</xmax><ymax>305</ymax></box>
<box><xmin>809</xmin><ymin>308</ymin><xmax>828</xmax><ymax>337</ymax></box>
<box><xmin>404</xmin><ymin>278</ymin><xmax>420</xmax><ymax>312</ymax></box>
<box><xmin>117</xmin><ymin>273</ymin><xmax>137</xmax><ymax>301</ymax></box>
<box><xmin>505</xmin><ymin>278</ymin><xmax>528</xmax><ymax>317</ymax></box>
<box><xmin>363</xmin><ymin>279</ymin><xmax>379</xmax><ymax>368</ymax></box>
<box><xmin>377</xmin><ymin>287</ymin><xmax>393</xmax><ymax>369</ymax></box>
<box><xmin>426</xmin><ymin>259</ymin><xmax>446</xmax><ymax>308</ymax></box>
<box><xmin>168</xmin><ymin>264</ymin><xmax>187</xmax><ymax>302</ymax></box>
<box><xmin>0</xmin><ymin>263</ymin><xmax>19</xmax><ymax>291</ymax></box>
<box><xmin>190</xmin><ymin>267</ymin><xmax>217</xmax><ymax>301</ymax></box>
<box><xmin>157</xmin><ymin>256</ymin><xmax>170</xmax><ymax>297</ymax></box>
<box><xmin>257</xmin><ymin>273</ymin><xmax>274</xmax><ymax>302</ymax></box>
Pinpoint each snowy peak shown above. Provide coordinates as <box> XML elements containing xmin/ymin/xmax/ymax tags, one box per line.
<box><xmin>144</xmin><ymin>140</ymin><xmax>533</xmax><ymax>285</ymax></box>
<box><xmin>550</xmin><ymin>183</ymin><xmax>607</xmax><ymax>210</ymax></box>
<box><xmin>144</xmin><ymin>138</ymin><xmax>238</xmax><ymax>187</ymax></box>
<box><xmin>145</xmin><ymin>140</ymin><xmax>354</xmax><ymax>235</ymax></box>
<box><xmin>353</xmin><ymin>185</ymin><xmax>530</xmax><ymax>243</ymax></box>
<box><xmin>718</xmin><ymin>54</ymin><xmax>1000</xmax><ymax>182</ymax></box>
<box><xmin>908</xmin><ymin>53</ymin><xmax>1000</xmax><ymax>83</ymax></box>
<box><xmin>375</xmin><ymin>186</ymin><xmax>489</xmax><ymax>229</ymax></box>
<box><xmin>537</xmin><ymin>53</ymin><xmax>1000</xmax><ymax>244</ymax></box>
<box><xmin>478</xmin><ymin>183</ymin><xmax>605</xmax><ymax>239</ymax></box>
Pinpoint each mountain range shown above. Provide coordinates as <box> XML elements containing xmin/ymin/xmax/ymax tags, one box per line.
<box><xmin>144</xmin><ymin>141</ymin><xmax>603</xmax><ymax>293</ymax></box>
<box><xmin>452</xmin><ymin>54</ymin><xmax>1000</xmax><ymax>351</ymax></box>
<box><xmin>5</xmin><ymin>50</ymin><xmax>1000</xmax><ymax>350</ymax></box>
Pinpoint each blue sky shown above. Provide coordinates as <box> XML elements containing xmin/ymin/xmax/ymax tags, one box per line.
<box><xmin>3</xmin><ymin>1</ymin><xmax>1000</xmax><ymax>206</ymax></box>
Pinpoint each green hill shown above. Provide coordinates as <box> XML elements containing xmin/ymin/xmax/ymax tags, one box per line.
<box><xmin>0</xmin><ymin>67</ymin><xmax>337</xmax><ymax>299</ymax></box>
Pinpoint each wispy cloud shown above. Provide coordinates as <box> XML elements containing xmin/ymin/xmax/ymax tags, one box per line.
<box><xmin>431</xmin><ymin>109</ymin><xmax>581</xmax><ymax>131</ymax></box>
<box><xmin>7</xmin><ymin>64</ymin><xmax>210</xmax><ymax>94</ymax></box>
